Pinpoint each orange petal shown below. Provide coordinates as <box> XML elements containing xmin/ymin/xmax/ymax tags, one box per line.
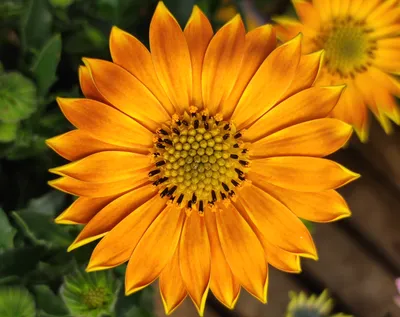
<box><xmin>109</xmin><ymin>26</ymin><xmax>175</xmax><ymax>115</ymax></box>
<box><xmin>243</xmin><ymin>85</ymin><xmax>344</xmax><ymax>142</ymax></box>
<box><xmin>55</xmin><ymin>194</ymin><xmax>119</xmax><ymax>224</ymax></box>
<box><xmin>179</xmin><ymin>213</ymin><xmax>210</xmax><ymax>316</ymax></box>
<box><xmin>231</xmin><ymin>34</ymin><xmax>302</xmax><ymax>129</ymax></box>
<box><xmin>279</xmin><ymin>50</ymin><xmax>324</xmax><ymax>101</ymax></box>
<box><xmin>57</xmin><ymin>98</ymin><xmax>153</xmax><ymax>150</ymax></box>
<box><xmin>50</xmin><ymin>151</ymin><xmax>152</xmax><ymax>182</ymax></box>
<box><xmin>249</xmin><ymin>118</ymin><xmax>353</xmax><ymax>158</ymax></box>
<box><xmin>49</xmin><ymin>176</ymin><xmax>147</xmax><ymax>197</ymax></box>
<box><xmin>237</xmin><ymin>185</ymin><xmax>317</xmax><ymax>259</ymax></box>
<box><xmin>69</xmin><ymin>185</ymin><xmax>157</xmax><ymax>250</ymax></box>
<box><xmin>125</xmin><ymin>205</ymin><xmax>185</xmax><ymax>294</ymax></box>
<box><xmin>248</xmin><ymin>173</ymin><xmax>351</xmax><ymax>223</ymax></box>
<box><xmin>87</xmin><ymin>196</ymin><xmax>167</xmax><ymax>271</ymax></box>
<box><xmin>78</xmin><ymin>66</ymin><xmax>108</xmax><ymax>104</ymax></box>
<box><xmin>46</xmin><ymin>130</ymin><xmax>135</xmax><ymax>161</ymax></box>
<box><xmin>202</xmin><ymin>15</ymin><xmax>245</xmax><ymax>115</ymax></box>
<box><xmin>184</xmin><ymin>6</ymin><xmax>213</xmax><ymax>108</ymax></box>
<box><xmin>313</xmin><ymin>0</ymin><xmax>331</xmax><ymax>22</ymax></box>
<box><xmin>150</xmin><ymin>2</ymin><xmax>192</xmax><ymax>114</ymax></box>
<box><xmin>159</xmin><ymin>250</ymin><xmax>187</xmax><ymax>315</ymax></box>
<box><xmin>216</xmin><ymin>202</ymin><xmax>268</xmax><ymax>303</ymax></box>
<box><xmin>83</xmin><ymin>58</ymin><xmax>170</xmax><ymax>132</ymax></box>
<box><xmin>250</xmin><ymin>156</ymin><xmax>360</xmax><ymax>192</ymax></box>
<box><xmin>204</xmin><ymin>209</ymin><xmax>240</xmax><ymax>309</ymax></box>
<box><xmin>222</xmin><ymin>24</ymin><xmax>277</xmax><ymax>118</ymax></box>
<box><xmin>292</xmin><ymin>0</ymin><xmax>320</xmax><ymax>29</ymax></box>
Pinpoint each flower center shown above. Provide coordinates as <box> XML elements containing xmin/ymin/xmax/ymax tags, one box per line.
<box><xmin>313</xmin><ymin>16</ymin><xmax>377</xmax><ymax>78</ymax></box>
<box><xmin>82</xmin><ymin>287</ymin><xmax>109</xmax><ymax>309</ymax></box>
<box><xmin>149</xmin><ymin>110</ymin><xmax>249</xmax><ymax>213</ymax></box>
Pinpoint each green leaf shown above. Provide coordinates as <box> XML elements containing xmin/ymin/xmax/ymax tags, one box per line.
<box><xmin>0</xmin><ymin>122</ymin><xmax>19</xmax><ymax>143</ymax></box>
<box><xmin>0</xmin><ymin>246</ymin><xmax>45</xmax><ymax>278</ymax></box>
<box><xmin>20</xmin><ymin>0</ymin><xmax>52</xmax><ymax>51</ymax></box>
<box><xmin>31</xmin><ymin>34</ymin><xmax>62</xmax><ymax>96</ymax></box>
<box><xmin>0</xmin><ymin>287</ymin><xmax>36</xmax><ymax>317</ymax></box>
<box><xmin>1</xmin><ymin>129</ymin><xmax>47</xmax><ymax>160</ymax></box>
<box><xmin>0</xmin><ymin>72</ymin><xmax>37</xmax><ymax>123</ymax></box>
<box><xmin>164</xmin><ymin>0</ymin><xmax>195</xmax><ymax>26</ymax></box>
<box><xmin>124</xmin><ymin>306</ymin><xmax>155</xmax><ymax>317</ymax></box>
<box><xmin>33</xmin><ymin>285</ymin><xmax>69</xmax><ymax>316</ymax></box>
<box><xmin>24</xmin><ymin>190</ymin><xmax>66</xmax><ymax>217</ymax></box>
<box><xmin>301</xmin><ymin>219</ymin><xmax>315</xmax><ymax>234</ymax></box>
<box><xmin>0</xmin><ymin>208</ymin><xmax>16</xmax><ymax>251</ymax></box>
<box><xmin>49</xmin><ymin>0</ymin><xmax>75</xmax><ymax>9</ymax></box>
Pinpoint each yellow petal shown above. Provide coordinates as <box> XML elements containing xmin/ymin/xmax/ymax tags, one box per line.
<box><xmin>279</xmin><ymin>50</ymin><xmax>324</xmax><ymax>101</ymax></box>
<box><xmin>222</xmin><ymin>24</ymin><xmax>277</xmax><ymax>118</ymax></box>
<box><xmin>202</xmin><ymin>15</ymin><xmax>245</xmax><ymax>115</ymax></box>
<box><xmin>160</xmin><ymin>250</ymin><xmax>187</xmax><ymax>315</ymax></box>
<box><xmin>374</xmin><ymin>47</ymin><xmax>400</xmax><ymax>74</ymax></box>
<box><xmin>46</xmin><ymin>130</ymin><xmax>135</xmax><ymax>161</ymax></box>
<box><xmin>216</xmin><ymin>202</ymin><xmax>268</xmax><ymax>303</ymax></box>
<box><xmin>109</xmin><ymin>26</ymin><xmax>175</xmax><ymax>115</ymax></box>
<box><xmin>69</xmin><ymin>185</ymin><xmax>157</xmax><ymax>250</ymax></box>
<box><xmin>249</xmin><ymin>118</ymin><xmax>353</xmax><ymax>158</ymax></box>
<box><xmin>292</xmin><ymin>0</ymin><xmax>320</xmax><ymax>29</ymax></box>
<box><xmin>78</xmin><ymin>66</ymin><xmax>108</xmax><ymax>104</ymax></box>
<box><xmin>125</xmin><ymin>205</ymin><xmax>185</xmax><ymax>294</ymax></box>
<box><xmin>179</xmin><ymin>213</ymin><xmax>210</xmax><ymax>316</ymax></box>
<box><xmin>231</xmin><ymin>33</ymin><xmax>302</xmax><ymax>129</ymax></box>
<box><xmin>237</xmin><ymin>185</ymin><xmax>317</xmax><ymax>259</ymax></box>
<box><xmin>50</xmin><ymin>151</ymin><xmax>152</xmax><ymax>182</ymax></box>
<box><xmin>250</xmin><ymin>156</ymin><xmax>360</xmax><ymax>192</ymax></box>
<box><xmin>204</xmin><ymin>210</ymin><xmax>240</xmax><ymax>309</ymax></box>
<box><xmin>248</xmin><ymin>172</ymin><xmax>351</xmax><ymax>223</ymax></box>
<box><xmin>55</xmin><ymin>194</ymin><xmax>119</xmax><ymax>224</ymax></box>
<box><xmin>83</xmin><ymin>58</ymin><xmax>170</xmax><ymax>132</ymax></box>
<box><xmin>243</xmin><ymin>86</ymin><xmax>344</xmax><ymax>142</ymax></box>
<box><xmin>150</xmin><ymin>2</ymin><xmax>192</xmax><ymax>114</ymax></box>
<box><xmin>313</xmin><ymin>0</ymin><xmax>331</xmax><ymax>22</ymax></box>
<box><xmin>87</xmin><ymin>196</ymin><xmax>167</xmax><ymax>271</ymax></box>
<box><xmin>184</xmin><ymin>6</ymin><xmax>213</xmax><ymax>108</ymax></box>
<box><xmin>355</xmin><ymin>0</ymin><xmax>383</xmax><ymax>20</ymax></box>
<box><xmin>57</xmin><ymin>98</ymin><xmax>153</xmax><ymax>150</ymax></box>
<box><xmin>272</xmin><ymin>17</ymin><xmax>305</xmax><ymax>41</ymax></box>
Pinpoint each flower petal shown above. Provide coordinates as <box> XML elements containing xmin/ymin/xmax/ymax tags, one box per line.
<box><xmin>78</xmin><ymin>66</ymin><xmax>108</xmax><ymax>104</ymax></box>
<box><xmin>69</xmin><ymin>185</ymin><xmax>157</xmax><ymax>250</ymax></box>
<box><xmin>150</xmin><ymin>2</ymin><xmax>192</xmax><ymax>113</ymax></box>
<box><xmin>250</xmin><ymin>156</ymin><xmax>360</xmax><ymax>192</ymax></box>
<box><xmin>83</xmin><ymin>58</ymin><xmax>170</xmax><ymax>132</ymax></box>
<box><xmin>50</xmin><ymin>151</ymin><xmax>152</xmax><ymax>182</ymax></box>
<box><xmin>243</xmin><ymin>86</ymin><xmax>344</xmax><ymax>142</ymax></box>
<box><xmin>46</xmin><ymin>130</ymin><xmax>135</xmax><ymax>161</ymax></box>
<box><xmin>184</xmin><ymin>6</ymin><xmax>213</xmax><ymax>108</ymax></box>
<box><xmin>55</xmin><ymin>195</ymin><xmax>119</xmax><ymax>224</ymax></box>
<box><xmin>109</xmin><ymin>26</ymin><xmax>175</xmax><ymax>115</ymax></box>
<box><xmin>248</xmin><ymin>171</ymin><xmax>351</xmax><ymax>223</ymax></box>
<box><xmin>179</xmin><ymin>213</ymin><xmax>210</xmax><ymax>316</ymax></box>
<box><xmin>216</xmin><ymin>202</ymin><xmax>268</xmax><ymax>303</ymax></box>
<box><xmin>222</xmin><ymin>24</ymin><xmax>277</xmax><ymax>118</ymax></box>
<box><xmin>292</xmin><ymin>0</ymin><xmax>320</xmax><ymax>29</ymax></box>
<box><xmin>57</xmin><ymin>98</ymin><xmax>153</xmax><ymax>150</ymax></box>
<box><xmin>160</xmin><ymin>250</ymin><xmax>187</xmax><ymax>315</ymax></box>
<box><xmin>231</xmin><ymin>34</ymin><xmax>302</xmax><ymax>130</ymax></box>
<box><xmin>125</xmin><ymin>205</ymin><xmax>185</xmax><ymax>294</ymax></box>
<box><xmin>87</xmin><ymin>196</ymin><xmax>167</xmax><ymax>271</ymax></box>
<box><xmin>202</xmin><ymin>15</ymin><xmax>246</xmax><ymax>115</ymax></box>
<box><xmin>249</xmin><ymin>118</ymin><xmax>353</xmax><ymax>158</ymax></box>
<box><xmin>237</xmin><ymin>185</ymin><xmax>317</xmax><ymax>258</ymax></box>
<box><xmin>204</xmin><ymin>209</ymin><xmax>240</xmax><ymax>309</ymax></box>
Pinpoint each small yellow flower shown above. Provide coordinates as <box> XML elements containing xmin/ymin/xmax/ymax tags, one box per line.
<box><xmin>274</xmin><ymin>0</ymin><xmax>400</xmax><ymax>141</ymax></box>
<box><xmin>48</xmin><ymin>2</ymin><xmax>358</xmax><ymax>315</ymax></box>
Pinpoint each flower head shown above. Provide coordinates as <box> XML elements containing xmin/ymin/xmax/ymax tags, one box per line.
<box><xmin>274</xmin><ymin>0</ymin><xmax>400</xmax><ymax>141</ymax></box>
<box><xmin>48</xmin><ymin>2</ymin><xmax>358</xmax><ymax>315</ymax></box>
<box><xmin>0</xmin><ymin>287</ymin><xmax>36</xmax><ymax>317</ymax></box>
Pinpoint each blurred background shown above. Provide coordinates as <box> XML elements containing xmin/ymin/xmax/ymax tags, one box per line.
<box><xmin>0</xmin><ymin>0</ymin><xmax>399</xmax><ymax>316</ymax></box>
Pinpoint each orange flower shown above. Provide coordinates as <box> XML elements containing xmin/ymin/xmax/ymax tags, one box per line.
<box><xmin>274</xmin><ymin>0</ymin><xmax>400</xmax><ymax>142</ymax></box>
<box><xmin>48</xmin><ymin>2</ymin><xmax>358</xmax><ymax>315</ymax></box>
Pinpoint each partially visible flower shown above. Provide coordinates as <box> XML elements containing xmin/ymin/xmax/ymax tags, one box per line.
<box><xmin>394</xmin><ymin>277</ymin><xmax>400</xmax><ymax>308</ymax></box>
<box><xmin>0</xmin><ymin>287</ymin><xmax>35</xmax><ymax>317</ymax></box>
<box><xmin>60</xmin><ymin>268</ymin><xmax>120</xmax><ymax>317</ymax></box>
<box><xmin>274</xmin><ymin>0</ymin><xmax>400</xmax><ymax>142</ymax></box>
<box><xmin>286</xmin><ymin>290</ymin><xmax>352</xmax><ymax>317</ymax></box>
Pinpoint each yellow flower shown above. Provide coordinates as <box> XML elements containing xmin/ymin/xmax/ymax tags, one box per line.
<box><xmin>48</xmin><ymin>2</ymin><xmax>358</xmax><ymax>316</ymax></box>
<box><xmin>274</xmin><ymin>0</ymin><xmax>400</xmax><ymax>142</ymax></box>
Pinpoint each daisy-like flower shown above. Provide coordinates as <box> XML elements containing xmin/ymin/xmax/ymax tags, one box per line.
<box><xmin>48</xmin><ymin>2</ymin><xmax>359</xmax><ymax>315</ymax></box>
<box><xmin>274</xmin><ymin>0</ymin><xmax>400</xmax><ymax>142</ymax></box>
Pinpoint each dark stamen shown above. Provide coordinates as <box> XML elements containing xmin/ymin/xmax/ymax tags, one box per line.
<box><xmin>153</xmin><ymin>152</ymin><xmax>160</xmax><ymax>157</ymax></box>
<box><xmin>234</xmin><ymin>132</ymin><xmax>242</xmax><ymax>139</ymax></box>
<box><xmin>239</xmin><ymin>160</ymin><xmax>249</xmax><ymax>167</ymax></box>
<box><xmin>153</xmin><ymin>177</ymin><xmax>168</xmax><ymax>186</ymax></box>
<box><xmin>241</xmin><ymin>149</ymin><xmax>248</xmax><ymax>154</ymax></box>
<box><xmin>176</xmin><ymin>120</ymin><xmax>182</xmax><ymax>126</ymax></box>
<box><xmin>233</xmin><ymin>143</ymin><xmax>239</xmax><ymax>148</ymax></box>
<box><xmin>224</xmin><ymin>123</ymin><xmax>230</xmax><ymax>130</ymax></box>
<box><xmin>239</xmin><ymin>175</ymin><xmax>245</xmax><ymax>181</ymax></box>
<box><xmin>182</xmin><ymin>120</ymin><xmax>188</xmax><ymax>126</ymax></box>
<box><xmin>168</xmin><ymin>186</ymin><xmax>177</xmax><ymax>196</ymax></box>
<box><xmin>202</xmin><ymin>115</ymin><xmax>207</xmax><ymax>121</ymax></box>
<box><xmin>160</xmin><ymin>188</ymin><xmax>169</xmax><ymax>198</ymax></box>
<box><xmin>156</xmin><ymin>143</ymin><xmax>165</xmax><ymax>149</ymax></box>
<box><xmin>170</xmin><ymin>196</ymin><xmax>175</xmax><ymax>202</ymax></box>
<box><xmin>223</xmin><ymin>134</ymin><xmax>229</xmax><ymax>140</ymax></box>
<box><xmin>222</xmin><ymin>182</ymin><xmax>229</xmax><ymax>192</ymax></box>
<box><xmin>191</xmin><ymin>112</ymin><xmax>196</xmax><ymax>117</ymax></box>
<box><xmin>194</xmin><ymin>120</ymin><xmax>199</xmax><ymax>129</ymax></box>
<box><xmin>172</xmin><ymin>128</ymin><xmax>180</xmax><ymax>135</ymax></box>
<box><xmin>199</xmin><ymin>201</ymin><xmax>204</xmax><ymax>213</ymax></box>
<box><xmin>164</xmin><ymin>139</ymin><xmax>173</xmax><ymax>145</ymax></box>
<box><xmin>188</xmin><ymin>200</ymin><xmax>192</xmax><ymax>209</ymax></box>
<box><xmin>221</xmin><ymin>192</ymin><xmax>227</xmax><ymax>200</ymax></box>
<box><xmin>230</xmin><ymin>154</ymin><xmax>238</xmax><ymax>159</ymax></box>
<box><xmin>204</xmin><ymin>122</ymin><xmax>209</xmax><ymax>130</ymax></box>
<box><xmin>229</xmin><ymin>190</ymin><xmax>235</xmax><ymax>197</ymax></box>
<box><xmin>231</xmin><ymin>179</ymin><xmax>239</xmax><ymax>187</ymax></box>
<box><xmin>156</xmin><ymin>161</ymin><xmax>166</xmax><ymax>167</ymax></box>
<box><xmin>211</xmin><ymin>190</ymin><xmax>217</xmax><ymax>202</ymax></box>
<box><xmin>149</xmin><ymin>169</ymin><xmax>160</xmax><ymax>177</ymax></box>
<box><xmin>159</xmin><ymin>129</ymin><xmax>168</xmax><ymax>135</ymax></box>
<box><xmin>192</xmin><ymin>193</ymin><xmax>197</xmax><ymax>204</ymax></box>
<box><xmin>235</xmin><ymin>168</ymin><xmax>243</xmax><ymax>175</ymax></box>
<box><xmin>177</xmin><ymin>194</ymin><xmax>184</xmax><ymax>205</ymax></box>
